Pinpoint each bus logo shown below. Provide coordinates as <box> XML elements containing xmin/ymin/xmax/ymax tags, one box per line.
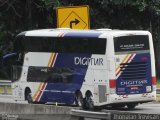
<box><xmin>120</xmin><ymin>80</ymin><xmax>148</xmax><ymax>86</ymax></box>
<box><xmin>74</xmin><ymin>57</ymin><xmax>103</xmax><ymax>66</ymax></box>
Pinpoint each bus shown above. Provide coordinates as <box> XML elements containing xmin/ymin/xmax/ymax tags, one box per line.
<box><xmin>4</xmin><ymin>28</ymin><xmax>156</xmax><ymax>109</ymax></box>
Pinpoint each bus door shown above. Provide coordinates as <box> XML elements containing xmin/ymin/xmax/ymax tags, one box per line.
<box><xmin>114</xmin><ymin>35</ymin><xmax>152</xmax><ymax>95</ymax></box>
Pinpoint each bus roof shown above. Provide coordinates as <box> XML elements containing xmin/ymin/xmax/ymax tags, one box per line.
<box><xmin>17</xmin><ymin>28</ymin><xmax>150</xmax><ymax>38</ymax></box>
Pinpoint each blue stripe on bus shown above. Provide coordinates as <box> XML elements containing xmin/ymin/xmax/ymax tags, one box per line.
<box><xmin>40</xmin><ymin>53</ymin><xmax>91</xmax><ymax>104</ymax></box>
<box><xmin>64</xmin><ymin>31</ymin><xmax>103</xmax><ymax>38</ymax></box>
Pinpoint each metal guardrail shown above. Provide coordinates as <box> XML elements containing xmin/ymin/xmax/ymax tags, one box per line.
<box><xmin>0</xmin><ymin>80</ymin><xmax>12</xmax><ymax>95</ymax></box>
<box><xmin>156</xmin><ymin>88</ymin><xmax>160</xmax><ymax>94</ymax></box>
<box><xmin>71</xmin><ymin>109</ymin><xmax>111</xmax><ymax>120</ymax></box>
<box><xmin>0</xmin><ymin>80</ymin><xmax>11</xmax><ymax>85</ymax></box>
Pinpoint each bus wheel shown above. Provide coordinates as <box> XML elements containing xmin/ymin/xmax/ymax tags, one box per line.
<box><xmin>75</xmin><ymin>91</ymin><xmax>84</xmax><ymax>108</ymax></box>
<box><xmin>25</xmin><ymin>89</ymin><xmax>33</xmax><ymax>103</ymax></box>
<box><xmin>111</xmin><ymin>104</ymin><xmax>125</xmax><ymax>108</ymax></box>
<box><xmin>127</xmin><ymin>104</ymin><xmax>136</xmax><ymax>109</ymax></box>
<box><xmin>84</xmin><ymin>92</ymin><xmax>94</xmax><ymax>110</ymax></box>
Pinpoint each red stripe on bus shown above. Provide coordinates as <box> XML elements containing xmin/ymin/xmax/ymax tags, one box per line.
<box><xmin>152</xmin><ymin>77</ymin><xmax>156</xmax><ymax>85</ymax></box>
<box><xmin>125</xmin><ymin>54</ymin><xmax>134</xmax><ymax>63</ymax></box>
<box><xmin>50</xmin><ymin>53</ymin><xmax>57</xmax><ymax>67</ymax></box>
<box><xmin>35</xmin><ymin>83</ymin><xmax>46</xmax><ymax>102</ymax></box>
<box><xmin>35</xmin><ymin>53</ymin><xmax>58</xmax><ymax>102</ymax></box>
<box><xmin>116</xmin><ymin>70</ymin><xmax>121</xmax><ymax>76</ymax></box>
<box><xmin>116</xmin><ymin>54</ymin><xmax>135</xmax><ymax>77</ymax></box>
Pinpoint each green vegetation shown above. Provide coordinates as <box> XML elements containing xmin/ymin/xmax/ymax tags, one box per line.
<box><xmin>1</xmin><ymin>0</ymin><xmax>160</xmax><ymax>76</ymax></box>
<box><xmin>156</xmin><ymin>94</ymin><xmax>160</xmax><ymax>102</ymax></box>
<box><xmin>157</xmin><ymin>79</ymin><xmax>160</xmax><ymax>88</ymax></box>
<box><xmin>156</xmin><ymin>78</ymin><xmax>160</xmax><ymax>102</ymax></box>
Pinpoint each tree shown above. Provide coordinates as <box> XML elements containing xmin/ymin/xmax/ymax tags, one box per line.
<box><xmin>1</xmin><ymin>0</ymin><xmax>160</xmax><ymax>76</ymax></box>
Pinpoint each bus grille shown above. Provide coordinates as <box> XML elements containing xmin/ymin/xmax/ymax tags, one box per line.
<box><xmin>120</xmin><ymin>62</ymin><xmax>147</xmax><ymax>80</ymax></box>
<box><xmin>98</xmin><ymin>85</ymin><xmax>107</xmax><ymax>103</ymax></box>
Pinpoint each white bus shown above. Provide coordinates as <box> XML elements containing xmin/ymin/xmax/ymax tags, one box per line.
<box><xmin>4</xmin><ymin>29</ymin><xmax>155</xmax><ymax>110</ymax></box>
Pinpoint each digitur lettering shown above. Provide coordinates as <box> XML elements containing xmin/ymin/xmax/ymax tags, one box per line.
<box><xmin>74</xmin><ymin>57</ymin><xmax>103</xmax><ymax>66</ymax></box>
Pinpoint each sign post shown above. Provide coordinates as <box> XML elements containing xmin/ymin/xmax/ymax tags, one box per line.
<box><xmin>56</xmin><ymin>5</ymin><xmax>90</xmax><ymax>29</ymax></box>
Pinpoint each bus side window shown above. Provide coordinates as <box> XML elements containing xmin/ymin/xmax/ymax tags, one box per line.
<box><xmin>46</xmin><ymin>73</ymin><xmax>63</xmax><ymax>83</ymax></box>
<box><xmin>12</xmin><ymin>65</ymin><xmax>22</xmax><ymax>82</ymax></box>
<box><xmin>16</xmin><ymin>53</ymin><xmax>24</xmax><ymax>65</ymax></box>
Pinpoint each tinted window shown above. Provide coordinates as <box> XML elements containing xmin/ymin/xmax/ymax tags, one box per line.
<box><xmin>14</xmin><ymin>37</ymin><xmax>106</xmax><ymax>54</ymax></box>
<box><xmin>27</xmin><ymin>67</ymin><xmax>75</xmax><ymax>83</ymax></box>
<box><xmin>12</xmin><ymin>65</ymin><xmax>22</xmax><ymax>81</ymax></box>
<box><xmin>114</xmin><ymin>35</ymin><xmax>149</xmax><ymax>53</ymax></box>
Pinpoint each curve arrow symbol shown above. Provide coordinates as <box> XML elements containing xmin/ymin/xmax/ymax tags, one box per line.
<box><xmin>70</xmin><ymin>18</ymin><xmax>80</xmax><ymax>28</ymax></box>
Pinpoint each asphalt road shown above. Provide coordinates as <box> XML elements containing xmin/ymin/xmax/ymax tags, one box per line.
<box><xmin>102</xmin><ymin>102</ymin><xmax>160</xmax><ymax>114</ymax></box>
<box><xmin>0</xmin><ymin>94</ymin><xmax>160</xmax><ymax>120</ymax></box>
<box><xmin>82</xmin><ymin>102</ymin><xmax>160</xmax><ymax>120</ymax></box>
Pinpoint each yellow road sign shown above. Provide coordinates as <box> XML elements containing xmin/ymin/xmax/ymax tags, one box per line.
<box><xmin>56</xmin><ymin>5</ymin><xmax>90</xmax><ymax>29</ymax></box>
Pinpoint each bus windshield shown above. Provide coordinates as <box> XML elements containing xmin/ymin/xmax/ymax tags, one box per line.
<box><xmin>114</xmin><ymin>35</ymin><xmax>150</xmax><ymax>54</ymax></box>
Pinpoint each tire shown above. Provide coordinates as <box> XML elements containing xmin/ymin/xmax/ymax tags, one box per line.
<box><xmin>111</xmin><ymin>104</ymin><xmax>125</xmax><ymax>108</ymax></box>
<box><xmin>127</xmin><ymin>104</ymin><xmax>136</xmax><ymax>109</ymax></box>
<box><xmin>75</xmin><ymin>91</ymin><xmax>84</xmax><ymax>108</ymax></box>
<box><xmin>25</xmin><ymin>90</ymin><xmax>33</xmax><ymax>103</ymax></box>
<box><xmin>84</xmin><ymin>93</ymin><xmax>94</xmax><ymax>110</ymax></box>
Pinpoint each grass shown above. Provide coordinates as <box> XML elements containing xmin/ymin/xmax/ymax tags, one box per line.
<box><xmin>156</xmin><ymin>79</ymin><xmax>160</xmax><ymax>88</ymax></box>
<box><xmin>156</xmin><ymin>94</ymin><xmax>160</xmax><ymax>102</ymax></box>
<box><xmin>156</xmin><ymin>78</ymin><xmax>160</xmax><ymax>102</ymax></box>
